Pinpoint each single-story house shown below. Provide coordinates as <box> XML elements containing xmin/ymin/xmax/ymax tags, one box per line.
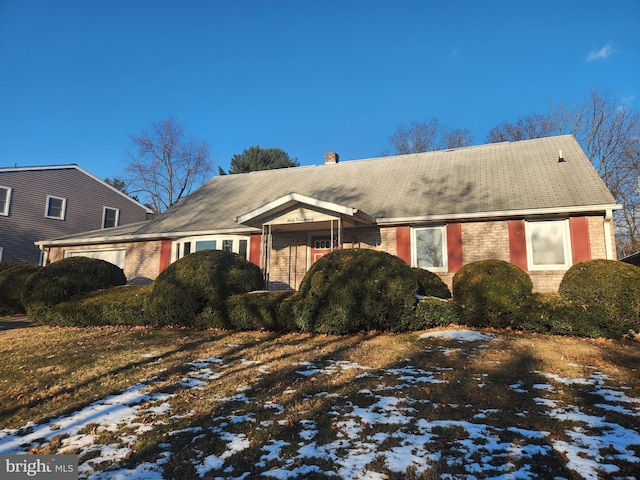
<box><xmin>36</xmin><ymin>135</ymin><xmax>621</xmax><ymax>292</ymax></box>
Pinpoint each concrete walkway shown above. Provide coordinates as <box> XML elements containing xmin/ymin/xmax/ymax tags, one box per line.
<box><xmin>0</xmin><ymin>315</ymin><xmax>33</xmax><ymax>330</ymax></box>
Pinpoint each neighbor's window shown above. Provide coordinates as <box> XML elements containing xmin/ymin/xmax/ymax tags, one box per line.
<box><xmin>412</xmin><ymin>226</ymin><xmax>447</xmax><ymax>271</ymax></box>
<box><xmin>45</xmin><ymin>195</ymin><xmax>66</xmax><ymax>220</ymax></box>
<box><xmin>103</xmin><ymin>207</ymin><xmax>120</xmax><ymax>228</ymax></box>
<box><xmin>526</xmin><ymin>219</ymin><xmax>571</xmax><ymax>270</ymax></box>
<box><xmin>0</xmin><ymin>186</ymin><xmax>11</xmax><ymax>216</ymax></box>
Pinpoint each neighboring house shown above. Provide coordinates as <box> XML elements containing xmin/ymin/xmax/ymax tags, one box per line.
<box><xmin>0</xmin><ymin>165</ymin><xmax>152</xmax><ymax>264</ymax></box>
<box><xmin>37</xmin><ymin>136</ymin><xmax>620</xmax><ymax>292</ymax></box>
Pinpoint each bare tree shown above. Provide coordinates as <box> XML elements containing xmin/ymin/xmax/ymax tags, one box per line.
<box><xmin>486</xmin><ymin>113</ymin><xmax>557</xmax><ymax>143</ymax></box>
<box><xmin>126</xmin><ymin>116</ymin><xmax>212</xmax><ymax>213</ymax></box>
<box><xmin>487</xmin><ymin>90</ymin><xmax>640</xmax><ymax>255</ymax></box>
<box><xmin>386</xmin><ymin>118</ymin><xmax>473</xmax><ymax>155</ymax></box>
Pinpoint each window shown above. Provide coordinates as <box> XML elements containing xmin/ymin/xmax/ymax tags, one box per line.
<box><xmin>103</xmin><ymin>207</ymin><xmax>120</xmax><ymax>228</ymax></box>
<box><xmin>0</xmin><ymin>186</ymin><xmax>11</xmax><ymax>216</ymax></box>
<box><xmin>0</xmin><ymin>247</ymin><xmax>3</xmax><ymax>261</ymax></box>
<box><xmin>195</xmin><ymin>240</ymin><xmax>217</xmax><ymax>251</ymax></box>
<box><xmin>45</xmin><ymin>195</ymin><xmax>66</xmax><ymax>220</ymax></box>
<box><xmin>526</xmin><ymin>219</ymin><xmax>571</xmax><ymax>270</ymax></box>
<box><xmin>173</xmin><ymin>236</ymin><xmax>250</xmax><ymax>262</ymax></box>
<box><xmin>412</xmin><ymin>226</ymin><xmax>447</xmax><ymax>271</ymax></box>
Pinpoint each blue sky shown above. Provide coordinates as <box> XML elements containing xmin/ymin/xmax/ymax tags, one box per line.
<box><xmin>0</xmin><ymin>0</ymin><xmax>638</xmax><ymax>182</ymax></box>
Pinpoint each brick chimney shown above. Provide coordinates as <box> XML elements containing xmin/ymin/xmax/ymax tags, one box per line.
<box><xmin>325</xmin><ymin>152</ymin><xmax>339</xmax><ymax>164</ymax></box>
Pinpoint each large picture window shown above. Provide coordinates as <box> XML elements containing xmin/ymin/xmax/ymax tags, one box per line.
<box><xmin>412</xmin><ymin>226</ymin><xmax>447</xmax><ymax>271</ymax></box>
<box><xmin>0</xmin><ymin>186</ymin><xmax>12</xmax><ymax>216</ymax></box>
<box><xmin>45</xmin><ymin>195</ymin><xmax>66</xmax><ymax>220</ymax></box>
<box><xmin>173</xmin><ymin>235</ymin><xmax>250</xmax><ymax>262</ymax></box>
<box><xmin>526</xmin><ymin>219</ymin><xmax>571</xmax><ymax>270</ymax></box>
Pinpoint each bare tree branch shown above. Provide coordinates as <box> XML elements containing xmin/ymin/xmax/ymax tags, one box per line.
<box><xmin>125</xmin><ymin>116</ymin><xmax>212</xmax><ymax>213</ymax></box>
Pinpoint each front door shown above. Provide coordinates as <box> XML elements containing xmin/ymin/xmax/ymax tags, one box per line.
<box><xmin>311</xmin><ymin>236</ymin><xmax>336</xmax><ymax>264</ymax></box>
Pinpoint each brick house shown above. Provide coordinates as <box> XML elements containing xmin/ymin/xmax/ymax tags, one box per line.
<box><xmin>37</xmin><ymin>136</ymin><xmax>620</xmax><ymax>292</ymax></box>
<box><xmin>0</xmin><ymin>165</ymin><xmax>152</xmax><ymax>264</ymax></box>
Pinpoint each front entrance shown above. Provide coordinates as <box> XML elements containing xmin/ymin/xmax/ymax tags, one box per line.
<box><xmin>311</xmin><ymin>236</ymin><xmax>337</xmax><ymax>264</ymax></box>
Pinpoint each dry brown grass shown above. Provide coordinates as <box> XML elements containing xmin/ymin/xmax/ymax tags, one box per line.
<box><xmin>1</xmin><ymin>320</ymin><xmax>639</xmax><ymax>478</ymax></box>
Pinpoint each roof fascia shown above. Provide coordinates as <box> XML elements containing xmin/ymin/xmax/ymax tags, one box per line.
<box><xmin>236</xmin><ymin>192</ymin><xmax>358</xmax><ymax>224</ymax></box>
<box><xmin>35</xmin><ymin>227</ymin><xmax>260</xmax><ymax>248</ymax></box>
<box><xmin>376</xmin><ymin>204</ymin><xmax>623</xmax><ymax>225</ymax></box>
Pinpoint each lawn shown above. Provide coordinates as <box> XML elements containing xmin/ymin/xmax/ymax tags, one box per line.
<box><xmin>0</xmin><ymin>320</ymin><xmax>639</xmax><ymax>479</ymax></box>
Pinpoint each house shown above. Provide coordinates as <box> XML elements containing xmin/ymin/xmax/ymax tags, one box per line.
<box><xmin>0</xmin><ymin>165</ymin><xmax>152</xmax><ymax>264</ymax></box>
<box><xmin>36</xmin><ymin>136</ymin><xmax>620</xmax><ymax>292</ymax></box>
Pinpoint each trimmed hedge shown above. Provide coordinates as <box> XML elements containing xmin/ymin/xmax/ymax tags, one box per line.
<box><xmin>452</xmin><ymin>259</ymin><xmax>532</xmax><ymax>329</ymax></box>
<box><xmin>34</xmin><ymin>285</ymin><xmax>150</xmax><ymax>327</ymax></box>
<box><xmin>558</xmin><ymin>260</ymin><xmax>640</xmax><ymax>338</ymax></box>
<box><xmin>291</xmin><ymin>249</ymin><xmax>418</xmax><ymax>334</ymax></box>
<box><xmin>226</xmin><ymin>291</ymin><xmax>295</xmax><ymax>332</ymax></box>
<box><xmin>402</xmin><ymin>297</ymin><xmax>459</xmax><ymax>331</ymax></box>
<box><xmin>412</xmin><ymin>268</ymin><xmax>451</xmax><ymax>299</ymax></box>
<box><xmin>0</xmin><ymin>263</ymin><xmax>40</xmax><ymax>314</ymax></box>
<box><xmin>145</xmin><ymin>250</ymin><xmax>264</xmax><ymax>327</ymax></box>
<box><xmin>21</xmin><ymin>257</ymin><xmax>126</xmax><ymax>315</ymax></box>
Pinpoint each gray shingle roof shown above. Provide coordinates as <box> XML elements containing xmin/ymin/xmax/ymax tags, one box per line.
<box><xmin>40</xmin><ymin>135</ymin><xmax>619</xmax><ymax>244</ymax></box>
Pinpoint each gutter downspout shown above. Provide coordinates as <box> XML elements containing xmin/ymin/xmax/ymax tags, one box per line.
<box><xmin>604</xmin><ymin>209</ymin><xmax>614</xmax><ymax>260</ymax></box>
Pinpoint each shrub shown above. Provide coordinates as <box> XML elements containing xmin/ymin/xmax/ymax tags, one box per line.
<box><xmin>292</xmin><ymin>249</ymin><xmax>418</xmax><ymax>334</ymax></box>
<box><xmin>0</xmin><ymin>263</ymin><xmax>40</xmax><ymax>314</ymax></box>
<box><xmin>21</xmin><ymin>257</ymin><xmax>126</xmax><ymax>315</ymax></box>
<box><xmin>559</xmin><ymin>260</ymin><xmax>640</xmax><ymax>338</ymax></box>
<box><xmin>412</xmin><ymin>268</ymin><xmax>451</xmax><ymax>299</ymax></box>
<box><xmin>402</xmin><ymin>297</ymin><xmax>459</xmax><ymax>331</ymax></box>
<box><xmin>226</xmin><ymin>291</ymin><xmax>295</xmax><ymax>332</ymax></box>
<box><xmin>145</xmin><ymin>250</ymin><xmax>264</xmax><ymax>327</ymax></box>
<box><xmin>0</xmin><ymin>262</ymin><xmax>19</xmax><ymax>273</ymax></box>
<box><xmin>452</xmin><ymin>259</ymin><xmax>532</xmax><ymax>328</ymax></box>
<box><xmin>34</xmin><ymin>286</ymin><xmax>150</xmax><ymax>327</ymax></box>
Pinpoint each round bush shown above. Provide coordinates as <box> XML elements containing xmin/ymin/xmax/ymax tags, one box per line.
<box><xmin>412</xmin><ymin>268</ymin><xmax>451</xmax><ymax>299</ymax></box>
<box><xmin>21</xmin><ymin>257</ymin><xmax>126</xmax><ymax>314</ymax></box>
<box><xmin>292</xmin><ymin>249</ymin><xmax>418</xmax><ymax>334</ymax></box>
<box><xmin>145</xmin><ymin>249</ymin><xmax>264</xmax><ymax>327</ymax></box>
<box><xmin>452</xmin><ymin>259</ymin><xmax>532</xmax><ymax>328</ymax></box>
<box><xmin>559</xmin><ymin>260</ymin><xmax>640</xmax><ymax>338</ymax></box>
<box><xmin>0</xmin><ymin>263</ymin><xmax>40</xmax><ymax>314</ymax></box>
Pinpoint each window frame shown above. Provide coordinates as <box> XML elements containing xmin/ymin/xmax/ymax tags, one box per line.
<box><xmin>45</xmin><ymin>195</ymin><xmax>67</xmax><ymax>220</ymax></box>
<box><xmin>525</xmin><ymin>219</ymin><xmax>572</xmax><ymax>270</ymax></box>
<box><xmin>0</xmin><ymin>186</ymin><xmax>11</xmax><ymax>216</ymax></box>
<box><xmin>411</xmin><ymin>225</ymin><xmax>448</xmax><ymax>272</ymax></box>
<box><xmin>172</xmin><ymin>235</ymin><xmax>251</xmax><ymax>262</ymax></box>
<box><xmin>102</xmin><ymin>206</ymin><xmax>120</xmax><ymax>228</ymax></box>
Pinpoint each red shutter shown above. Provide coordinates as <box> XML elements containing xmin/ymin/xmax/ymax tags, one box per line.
<box><xmin>396</xmin><ymin>226</ymin><xmax>411</xmax><ymax>265</ymax></box>
<box><xmin>249</xmin><ymin>234</ymin><xmax>262</xmax><ymax>267</ymax></box>
<box><xmin>509</xmin><ymin>220</ymin><xmax>528</xmax><ymax>270</ymax></box>
<box><xmin>159</xmin><ymin>239</ymin><xmax>172</xmax><ymax>273</ymax></box>
<box><xmin>446</xmin><ymin>223</ymin><xmax>463</xmax><ymax>273</ymax></box>
<box><xmin>570</xmin><ymin>216</ymin><xmax>591</xmax><ymax>264</ymax></box>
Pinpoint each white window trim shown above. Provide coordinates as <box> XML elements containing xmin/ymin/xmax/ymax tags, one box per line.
<box><xmin>171</xmin><ymin>235</ymin><xmax>250</xmax><ymax>262</ymax></box>
<box><xmin>0</xmin><ymin>186</ymin><xmax>11</xmax><ymax>216</ymax></box>
<box><xmin>45</xmin><ymin>195</ymin><xmax>67</xmax><ymax>220</ymax></box>
<box><xmin>102</xmin><ymin>206</ymin><xmax>120</xmax><ymax>228</ymax></box>
<box><xmin>411</xmin><ymin>225</ymin><xmax>448</xmax><ymax>272</ymax></box>
<box><xmin>525</xmin><ymin>219</ymin><xmax>572</xmax><ymax>271</ymax></box>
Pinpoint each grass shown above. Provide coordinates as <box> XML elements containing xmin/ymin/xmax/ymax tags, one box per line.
<box><xmin>1</xmin><ymin>320</ymin><xmax>639</xmax><ymax>478</ymax></box>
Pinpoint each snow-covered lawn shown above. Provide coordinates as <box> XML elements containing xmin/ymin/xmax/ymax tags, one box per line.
<box><xmin>1</xmin><ymin>329</ymin><xmax>639</xmax><ymax>479</ymax></box>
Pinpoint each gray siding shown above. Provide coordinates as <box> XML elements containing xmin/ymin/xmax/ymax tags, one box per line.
<box><xmin>0</xmin><ymin>166</ymin><xmax>150</xmax><ymax>263</ymax></box>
